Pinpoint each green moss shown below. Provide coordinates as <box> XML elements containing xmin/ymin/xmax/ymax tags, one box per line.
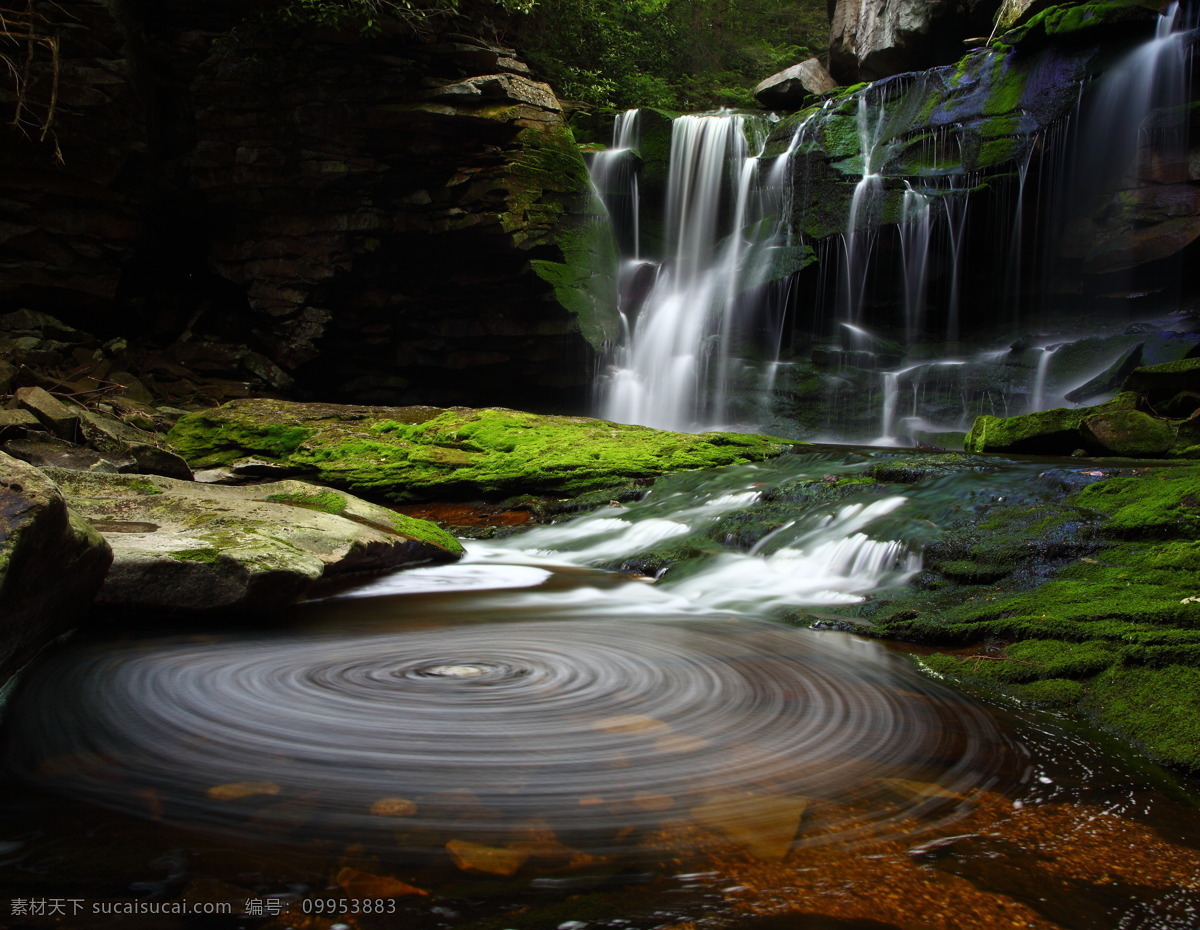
<box><xmin>390</xmin><ymin>513</ymin><xmax>465</xmax><ymax>555</ymax></box>
<box><xmin>167</xmin><ymin>412</ymin><xmax>315</xmax><ymax>468</ymax></box>
<box><xmin>982</xmin><ymin>55</ymin><xmax>1026</xmax><ymax>117</ymax></box>
<box><xmin>1011</xmin><ymin>677</ymin><xmax>1086</xmax><ymax>706</ymax></box>
<box><xmin>127</xmin><ymin>479</ymin><xmax>163</xmax><ymax>495</ymax></box>
<box><xmin>964</xmin><ymin>392</ymin><xmax>1138</xmax><ymax>454</ymax></box>
<box><xmin>865</xmin><ymin>462</ymin><xmax>1200</xmax><ymax>771</ymax></box>
<box><xmin>1084</xmin><ymin>665</ymin><xmax>1200</xmax><ymax>771</ymax></box>
<box><xmin>170</xmin><ymin>547</ymin><xmax>222</xmax><ymax>564</ymax></box>
<box><xmin>167</xmin><ymin>400</ymin><xmax>797</xmax><ymax>504</ymax></box>
<box><xmin>264</xmin><ymin>489</ymin><xmax>348</xmax><ymax>515</ymax></box>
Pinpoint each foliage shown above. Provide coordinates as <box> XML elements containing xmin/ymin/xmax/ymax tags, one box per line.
<box><xmin>267</xmin><ymin>0</ymin><xmax>536</xmax><ymax>36</ymax></box>
<box><xmin>512</xmin><ymin>0</ymin><xmax>830</xmax><ymax>112</ymax></box>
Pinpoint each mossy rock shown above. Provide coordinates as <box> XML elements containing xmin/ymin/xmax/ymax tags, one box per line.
<box><xmin>167</xmin><ymin>399</ymin><xmax>799</xmax><ymax>504</ymax></box>
<box><xmin>1120</xmin><ymin>357</ymin><xmax>1200</xmax><ymax>405</ymax></box>
<box><xmin>865</xmin><ymin>461</ymin><xmax>1200</xmax><ymax>771</ymax></box>
<box><xmin>998</xmin><ymin>0</ymin><xmax>1160</xmax><ymax>48</ymax></box>
<box><xmin>1079</xmin><ymin>408</ymin><xmax>1175</xmax><ymax>456</ymax></box>
<box><xmin>47</xmin><ymin>468</ymin><xmax>463</xmax><ymax>614</ymax></box>
<box><xmin>963</xmin><ymin>392</ymin><xmax>1139</xmax><ymax>454</ymax></box>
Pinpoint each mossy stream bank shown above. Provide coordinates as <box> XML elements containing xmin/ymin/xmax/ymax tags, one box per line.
<box><xmin>850</xmin><ymin>455</ymin><xmax>1200</xmax><ymax>774</ymax></box>
<box><xmin>164</xmin><ymin>404</ymin><xmax>1200</xmax><ymax>774</ymax></box>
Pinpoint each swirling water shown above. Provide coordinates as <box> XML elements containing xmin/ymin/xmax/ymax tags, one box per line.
<box><xmin>1</xmin><ymin>450</ymin><xmax>1198</xmax><ymax>930</ymax></box>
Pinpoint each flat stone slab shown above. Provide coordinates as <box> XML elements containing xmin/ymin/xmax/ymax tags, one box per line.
<box><xmin>47</xmin><ymin>470</ymin><xmax>464</xmax><ymax>613</ymax></box>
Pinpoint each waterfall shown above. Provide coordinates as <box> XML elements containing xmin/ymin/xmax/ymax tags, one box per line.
<box><xmin>589</xmin><ymin>109</ymin><xmax>642</xmax><ymax>257</ymax></box>
<box><xmin>899</xmin><ymin>183</ymin><xmax>932</xmax><ymax>345</ymax></box>
<box><xmin>1072</xmin><ymin>1</ymin><xmax>1191</xmax><ymax>210</ymax></box>
<box><xmin>598</xmin><ymin>112</ymin><xmax>802</xmax><ymax>432</ymax></box>
<box><xmin>841</xmin><ymin>92</ymin><xmax>890</xmax><ymax>324</ymax></box>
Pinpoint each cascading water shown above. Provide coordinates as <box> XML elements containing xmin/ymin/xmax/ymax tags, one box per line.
<box><xmin>596</xmin><ymin>112</ymin><xmax>804</xmax><ymax>432</ymax></box>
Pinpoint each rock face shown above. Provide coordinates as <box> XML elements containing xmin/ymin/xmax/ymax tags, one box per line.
<box><xmin>0</xmin><ymin>3</ymin><xmax>619</xmax><ymax>413</ymax></box>
<box><xmin>828</xmin><ymin>0</ymin><xmax>1002</xmax><ymax>84</ymax></box>
<box><xmin>754</xmin><ymin>59</ymin><xmax>839</xmax><ymax>109</ymax></box>
<box><xmin>48</xmin><ymin>470</ymin><xmax>463</xmax><ymax>613</ymax></box>
<box><xmin>165</xmin><ymin>398</ymin><xmax>798</xmax><ymax>502</ymax></box>
<box><xmin>0</xmin><ymin>452</ymin><xmax>112</xmax><ymax>680</ymax></box>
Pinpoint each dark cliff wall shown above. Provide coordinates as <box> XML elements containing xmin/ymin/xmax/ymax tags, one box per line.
<box><xmin>0</xmin><ymin>1</ymin><xmax>617</xmax><ymax>412</ymax></box>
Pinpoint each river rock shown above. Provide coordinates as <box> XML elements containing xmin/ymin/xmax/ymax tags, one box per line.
<box><xmin>0</xmin><ymin>451</ymin><xmax>112</xmax><ymax>680</ymax></box>
<box><xmin>165</xmin><ymin>399</ymin><xmax>799</xmax><ymax>503</ymax></box>
<box><xmin>45</xmin><ymin>470</ymin><xmax>464</xmax><ymax>614</ymax></box>
<box><xmin>753</xmin><ymin>59</ymin><xmax>839</xmax><ymax>110</ymax></box>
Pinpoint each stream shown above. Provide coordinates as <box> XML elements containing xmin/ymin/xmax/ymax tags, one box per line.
<box><xmin>1</xmin><ymin>448</ymin><xmax>1198</xmax><ymax>930</ymax></box>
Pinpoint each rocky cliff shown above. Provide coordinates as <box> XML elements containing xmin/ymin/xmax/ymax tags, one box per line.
<box><xmin>0</xmin><ymin>1</ymin><xmax>618</xmax><ymax>412</ymax></box>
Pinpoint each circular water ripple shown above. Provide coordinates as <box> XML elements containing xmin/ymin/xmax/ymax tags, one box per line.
<box><xmin>4</xmin><ymin>619</ymin><xmax>1011</xmax><ymax>856</ymax></box>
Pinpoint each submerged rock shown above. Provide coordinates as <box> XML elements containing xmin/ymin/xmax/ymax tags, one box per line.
<box><xmin>47</xmin><ymin>470</ymin><xmax>463</xmax><ymax>614</ymax></box>
<box><xmin>0</xmin><ymin>452</ymin><xmax>112</xmax><ymax>680</ymax></box>
<box><xmin>165</xmin><ymin>399</ymin><xmax>799</xmax><ymax>503</ymax></box>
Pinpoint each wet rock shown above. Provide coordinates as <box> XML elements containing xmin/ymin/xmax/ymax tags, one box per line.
<box><xmin>0</xmin><ymin>451</ymin><xmax>112</xmax><ymax>681</ymax></box>
<box><xmin>754</xmin><ymin>59</ymin><xmax>839</xmax><ymax>110</ymax></box>
<box><xmin>1064</xmin><ymin>343</ymin><xmax>1144</xmax><ymax>404</ymax></box>
<box><xmin>1080</xmin><ymin>408</ymin><xmax>1176</xmax><ymax>456</ymax></box>
<box><xmin>45</xmin><ymin>471</ymin><xmax>464</xmax><ymax>614</ymax></box>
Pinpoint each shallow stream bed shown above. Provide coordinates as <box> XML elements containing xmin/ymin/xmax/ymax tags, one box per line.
<box><xmin>1</xmin><ymin>450</ymin><xmax>1198</xmax><ymax>930</ymax></box>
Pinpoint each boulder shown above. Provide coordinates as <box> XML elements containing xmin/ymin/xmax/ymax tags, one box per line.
<box><xmin>964</xmin><ymin>392</ymin><xmax>1140</xmax><ymax>455</ymax></box>
<box><xmin>11</xmin><ymin>386</ymin><xmax>81</xmax><ymax>440</ymax></box>
<box><xmin>828</xmin><ymin>0</ymin><xmax>1000</xmax><ymax>84</ymax></box>
<box><xmin>1080</xmin><ymin>408</ymin><xmax>1176</xmax><ymax>456</ymax></box>
<box><xmin>165</xmin><ymin>399</ymin><xmax>799</xmax><ymax>503</ymax></box>
<box><xmin>47</xmin><ymin>470</ymin><xmax>464</xmax><ymax>614</ymax></box>
<box><xmin>753</xmin><ymin>59</ymin><xmax>839</xmax><ymax>110</ymax></box>
<box><xmin>0</xmin><ymin>452</ymin><xmax>112</xmax><ymax>681</ymax></box>
<box><xmin>1121</xmin><ymin>358</ymin><xmax>1200</xmax><ymax>405</ymax></box>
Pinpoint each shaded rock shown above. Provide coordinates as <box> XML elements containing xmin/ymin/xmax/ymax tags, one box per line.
<box><xmin>0</xmin><ymin>451</ymin><xmax>112</xmax><ymax>681</ymax></box>
<box><xmin>1080</xmin><ymin>408</ymin><xmax>1175</xmax><ymax>456</ymax></box>
<box><xmin>754</xmin><ymin>59</ymin><xmax>838</xmax><ymax>110</ymax></box>
<box><xmin>0</xmin><ymin>410</ymin><xmax>40</xmax><ymax>439</ymax></box>
<box><xmin>1121</xmin><ymin>357</ymin><xmax>1200</xmax><ymax>405</ymax></box>
<box><xmin>3</xmin><ymin>435</ymin><xmax>132</xmax><ymax>473</ymax></box>
<box><xmin>166</xmin><ymin>399</ymin><xmax>799</xmax><ymax>503</ymax></box>
<box><xmin>47</xmin><ymin>471</ymin><xmax>464</xmax><ymax>614</ymax></box>
<box><xmin>1064</xmin><ymin>343</ymin><xmax>1144</xmax><ymax>403</ymax></box>
<box><xmin>11</xmin><ymin>386</ymin><xmax>80</xmax><ymax>440</ymax></box>
<box><xmin>75</xmin><ymin>407</ymin><xmax>193</xmax><ymax>480</ymax></box>
<box><xmin>829</xmin><ymin>0</ymin><xmax>1000</xmax><ymax>83</ymax></box>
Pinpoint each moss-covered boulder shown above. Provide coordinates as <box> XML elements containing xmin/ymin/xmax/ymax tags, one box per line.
<box><xmin>0</xmin><ymin>452</ymin><xmax>112</xmax><ymax>681</ymax></box>
<box><xmin>1080</xmin><ymin>408</ymin><xmax>1176</xmax><ymax>456</ymax></box>
<box><xmin>1121</xmin><ymin>358</ymin><xmax>1200</xmax><ymax>407</ymax></box>
<box><xmin>48</xmin><ymin>469</ymin><xmax>462</xmax><ymax>614</ymax></box>
<box><xmin>166</xmin><ymin>400</ymin><xmax>798</xmax><ymax>504</ymax></box>
<box><xmin>964</xmin><ymin>392</ymin><xmax>1139</xmax><ymax>454</ymax></box>
<box><xmin>863</xmin><ymin>460</ymin><xmax>1200</xmax><ymax>771</ymax></box>
<box><xmin>964</xmin><ymin>390</ymin><xmax>1200</xmax><ymax>458</ymax></box>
